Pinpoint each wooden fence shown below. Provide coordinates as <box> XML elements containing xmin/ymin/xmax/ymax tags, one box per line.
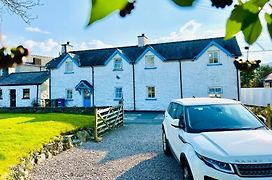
<box><xmin>94</xmin><ymin>104</ymin><xmax>124</xmax><ymax>142</ymax></box>
<box><xmin>246</xmin><ymin>104</ymin><xmax>272</xmax><ymax>128</ymax></box>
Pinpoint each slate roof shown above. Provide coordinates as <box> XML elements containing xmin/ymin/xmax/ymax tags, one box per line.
<box><xmin>46</xmin><ymin>37</ymin><xmax>242</xmax><ymax>69</ymax></box>
<box><xmin>264</xmin><ymin>73</ymin><xmax>272</xmax><ymax>82</ymax></box>
<box><xmin>0</xmin><ymin>71</ymin><xmax>49</xmax><ymax>86</ymax></box>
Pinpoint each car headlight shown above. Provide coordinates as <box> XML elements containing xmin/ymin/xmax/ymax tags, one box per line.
<box><xmin>196</xmin><ymin>153</ymin><xmax>234</xmax><ymax>174</ymax></box>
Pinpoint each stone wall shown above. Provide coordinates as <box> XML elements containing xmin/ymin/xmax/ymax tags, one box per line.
<box><xmin>8</xmin><ymin>128</ymin><xmax>93</xmax><ymax>180</ymax></box>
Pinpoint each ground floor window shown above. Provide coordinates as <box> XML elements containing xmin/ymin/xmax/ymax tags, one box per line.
<box><xmin>22</xmin><ymin>89</ymin><xmax>30</xmax><ymax>99</ymax></box>
<box><xmin>114</xmin><ymin>87</ymin><xmax>123</xmax><ymax>100</ymax></box>
<box><xmin>208</xmin><ymin>87</ymin><xmax>223</xmax><ymax>98</ymax></box>
<box><xmin>66</xmin><ymin>89</ymin><xmax>73</xmax><ymax>100</ymax></box>
<box><xmin>147</xmin><ymin>86</ymin><xmax>156</xmax><ymax>99</ymax></box>
<box><xmin>0</xmin><ymin>89</ymin><xmax>2</xmax><ymax>99</ymax></box>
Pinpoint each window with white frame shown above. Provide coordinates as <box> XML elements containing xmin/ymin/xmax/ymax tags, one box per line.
<box><xmin>208</xmin><ymin>51</ymin><xmax>219</xmax><ymax>64</ymax></box>
<box><xmin>65</xmin><ymin>61</ymin><xmax>73</xmax><ymax>73</ymax></box>
<box><xmin>145</xmin><ymin>55</ymin><xmax>155</xmax><ymax>68</ymax></box>
<box><xmin>147</xmin><ymin>86</ymin><xmax>156</xmax><ymax>98</ymax></box>
<box><xmin>113</xmin><ymin>58</ymin><xmax>122</xmax><ymax>70</ymax></box>
<box><xmin>114</xmin><ymin>87</ymin><xmax>123</xmax><ymax>99</ymax></box>
<box><xmin>208</xmin><ymin>87</ymin><xmax>223</xmax><ymax>98</ymax></box>
<box><xmin>66</xmin><ymin>89</ymin><xmax>73</xmax><ymax>100</ymax></box>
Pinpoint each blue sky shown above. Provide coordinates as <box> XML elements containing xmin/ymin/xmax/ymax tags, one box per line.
<box><xmin>1</xmin><ymin>0</ymin><xmax>271</xmax><ymax>64</ymax></box>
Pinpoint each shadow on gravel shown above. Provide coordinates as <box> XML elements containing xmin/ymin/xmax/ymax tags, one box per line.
<box><xmin>116</xmin><ymin>153</ymin><xmax>182</xmax><ymax>180</ymax></box>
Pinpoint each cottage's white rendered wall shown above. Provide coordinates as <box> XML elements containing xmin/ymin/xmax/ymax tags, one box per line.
<box><xmin>134</xmin><ymin>51</ymin><xmax>180</xmax><ymax>111</ymax></box>
<box><xmin>182</xmin><ymin>45</ymin><xmax>238</xmax><ymax>100</ymax></box>
<box><xmin>50</xmin><ymin>57</ymin><xmax>93</xmax><ymax>107</ymax></box>
<box><xmin>94</xmin><ymin>54</ymin><xmax>134</xmax><ymax>110</ymax></box>
<box><xmin>0</xmin><ymin>85</ymin><xmax>38</xmax><ymax>107</ymax></box>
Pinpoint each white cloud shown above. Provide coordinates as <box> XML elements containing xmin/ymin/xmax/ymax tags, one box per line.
<box><xmin>153</xmin><ymin>20</ymin><xmax>224</xmax><ymax>43</ymax></box>
<box><xmin>23</xmin><ymin>38</ymin><xmax>59</xmax><ymax>56</ymax></box>
<box><xmin>76</xmin><ymin>40</ymin><xmax>113</xmax><ymax>50</ymax></box>
<box><xmin>25</xmin><ymin>27</ymin><xmax>50</xmax><ymax>34</ymax></box>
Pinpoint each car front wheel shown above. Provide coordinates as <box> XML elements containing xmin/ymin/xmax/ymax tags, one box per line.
<box><xmin>162</xmin><ymin>130</ymin><xmax>171</xmax><ymax>156</ymax></box>
<box><xmin>181</xmin><ymin>160</ymin><xmax>194</xmax><ymax>180</ymax></box>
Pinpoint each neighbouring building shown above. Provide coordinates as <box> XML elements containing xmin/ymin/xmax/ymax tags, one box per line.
<box><xmin>0</xmin><ymin>55</ymin><xmax>52</xmax><ymax>77</ymax></box>
<box><xmin>0</xmin><ymin>71</ymin><xmax>49</xmax><ymax>107</ymax></box>
<box><xmin>264</xmin><ymin>73</ymin><xmax>272</xmax><ymax>88</ymax></box>
<box><xmin>47</xmin><ymin>35</ymin><xmax>242</xmax><ymax>111</ymax></box>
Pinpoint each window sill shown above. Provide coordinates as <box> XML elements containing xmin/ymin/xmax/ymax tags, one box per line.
<box><xmin>207</xmin><ymin>63</ymin><xmax>222</xmax><ymax>66</ymax></box>
<box><xmin>65</xmin><ymin>99</ymin><xmax>73</xmax><ymax>101</ymax></box>
<box><xmin>64</xmin><ymin>72</ymin><xmax>74</xmax><ymax>74</ymax></box>
<box><xmin>144</xmin><ymin>67</ymin><xmax>157</xmax><ymax>70</ymax></box>
<box><xmin>145</xmin><ymin>98</ymin><xmax>157</xmax><ymax>101</ymax></box>
<box><xmin>114</xmin><ymin>98</ymin><xmax>122</xmax><ymax>101</ymax></box>
<box><xmin>22</xmin><ymin>98</ymin><xmax>30</xmax><ymax>100</ymax></box>
<box><xmin>113</xmin><ymin>69</ymin><xmax>123</xmax><ymax>71</ymax></box>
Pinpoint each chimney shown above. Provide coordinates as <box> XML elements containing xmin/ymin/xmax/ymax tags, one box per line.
<box><xmin>138</xmin><ymin>34</ymin><xmax>148</xmax><ymax>47</ymax></box>
<box><xmin>61</xmin><ymin>42</ymin><xmax>73</xmax><ymax>54</ymax></box>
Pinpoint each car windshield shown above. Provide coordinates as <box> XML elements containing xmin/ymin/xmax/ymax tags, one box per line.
<box><xmin>185</xmin><ymin>104</ymin><xmax>264</xmax><ymax>133</ymax></box>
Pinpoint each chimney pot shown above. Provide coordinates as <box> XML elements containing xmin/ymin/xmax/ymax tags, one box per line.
<box><xmin>61</xmin><ymin>42</ymin><xmax>73</xmax><ymax>54</ymax></box>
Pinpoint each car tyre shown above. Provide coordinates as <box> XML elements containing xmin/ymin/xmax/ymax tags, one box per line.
<box><xmin>181</xmin><ymin>159</ymin><xmax>194</xmax><ymax>180</ymax></box>
<box><xmin>162</xmin><ymin>130</ymin><xmax>171</xmax><ymax>156</ymax></box>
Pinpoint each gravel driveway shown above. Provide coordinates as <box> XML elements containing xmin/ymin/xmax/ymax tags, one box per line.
<box><xmin>30</xmin><ymin>124</ymin><xmax>182</xmax><ymax>180</ymax></box>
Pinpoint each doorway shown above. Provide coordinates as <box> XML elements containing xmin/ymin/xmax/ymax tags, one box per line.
<box><xmin>10</xmin><ymin>89</ymin><xmax>16</xmax><ymax>107</ymax></box>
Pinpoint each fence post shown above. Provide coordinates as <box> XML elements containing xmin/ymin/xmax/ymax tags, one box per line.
<box><xmin>267</xmin><ymin>104</ymin><xmax>272</xmax><ymax>129</ymax></box>
<box><xmin>94</xmin><ymin>108</ymin><xmax>102</xmax><ymax>142</ymax></box>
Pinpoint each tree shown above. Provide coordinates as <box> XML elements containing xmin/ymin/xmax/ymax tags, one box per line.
<box><xmin>0</xmin><ymin>0</ymin><xmax>40</xmax><ymax>68</ymax></box>
<box><xmin>88</xmin><ymin>0</ymin><xmax>272</xmax><ymax>45</ymax></box>
<box><xmin>241</xmin><ymin>65</ymin><xmax>272</xmax><ymax>87</ymax></box>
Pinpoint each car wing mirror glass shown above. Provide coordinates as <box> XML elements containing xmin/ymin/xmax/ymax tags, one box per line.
<box><xmin>257</xmin><ymin>115</ymin><xmax>266</xmax><ymax>124</ymax></box>
<box><xmin>171</xmin><ymin>119</ymin><xmax>183</xmax><ymax>128</ymax></box>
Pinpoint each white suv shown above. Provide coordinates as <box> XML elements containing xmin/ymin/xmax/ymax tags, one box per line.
<box><xmin>162</xmin><ymin>98</ymin><xmax>272</xmax><ymax>180</ymax></box>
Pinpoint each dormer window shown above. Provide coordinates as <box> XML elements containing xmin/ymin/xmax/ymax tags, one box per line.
<box><xmin>65</xmin><ymin>61</ymin><xmax>73</xmax><ymax>73</ymax></box>
<box><xmin>145</xmin><ymin>55</ymin><xmax>155</xmax><ymax>69</ymax></box>
<box><xmin>113</xmin><ymin>58</ymin><xmax>123</xmax><ymax>71</ymax></box>
<box><xmin>208</xmin><ymin>51</ymin><xmax>219</xmax><ymax>64</ymax></box>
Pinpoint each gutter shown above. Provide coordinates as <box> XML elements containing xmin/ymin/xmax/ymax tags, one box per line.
<box><xmin>236</xmin><ymin>69</ymin><xmax>240</xmax><ymax>101</ymax></box>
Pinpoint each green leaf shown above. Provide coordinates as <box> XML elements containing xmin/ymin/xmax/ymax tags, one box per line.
<box><xmin>225</xmin><ymin>5</ymin><xmax>244</xmax><ymax>40</ymax></box>
<box><xmin>243</xmin><ymin>0</ymin><xmax>269</xmax><ymax>13</ymax></box>
<box><xmin>242</xmin><ymin>17</ymin><xmax>262</xmax><ymax>44</ymax></box>
<box><xmin>172</xmin><ymin>0</ymin><xmax>195</xmax><ymax>7</ymax></box>
<box><xmin>88</xmin><ymin>0</ymin><xmax>128</xmax><ymax>25</ymax></box>
<box><xmin>265</xmin><ymin>13</ymin><xmax>272</xmax><ymax>39</ymax></box>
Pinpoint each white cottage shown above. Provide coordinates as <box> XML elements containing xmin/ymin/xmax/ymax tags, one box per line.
<box><xmin>0</xmin><ymin>71</ymin><xmax>49</xmax><ymax>107</ymax></box>
<box><xmin>47</xmin><ymin>35</ymin><xmax>242</xmax><ymax>111</ymax></box>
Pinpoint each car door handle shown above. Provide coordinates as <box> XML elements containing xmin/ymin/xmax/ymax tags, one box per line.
<box><xmin>178</xmin><ymin>134</ymin><xmax>187</xmax><ymax>143</ymax></box>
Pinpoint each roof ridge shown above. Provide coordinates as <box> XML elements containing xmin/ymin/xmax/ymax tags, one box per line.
<box><xmin>70</xmin><ymin>36</ymin><xmax>227</xmax><ymax>53</ymax></box>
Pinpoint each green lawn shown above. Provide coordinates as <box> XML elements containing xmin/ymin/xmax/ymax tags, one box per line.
<box><xmin>0</xmin><ymin>113</ymin><xmax>94</xmax><ymax>179</ymax></box>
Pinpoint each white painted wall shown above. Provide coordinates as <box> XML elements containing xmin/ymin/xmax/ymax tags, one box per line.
<box><xmin>182</xmin><ymin>45</ymin><xmax>238</xmax><ymax>100</ymax></box>
<box><xmin>94</xmin><ymin>54</ymin><xmax>134</xmax><ymax>110</ymax></box>
<box><xmin>241</xmin><ymin>88</ymin><xmax>272</xmax><ymax>107</ymax></box>
<box><xmin>50</xmin><ymin>57</ymin><xmax>93</xmax><ymax>107</ymax></box>
<box><xmin>0</xmin><ymin>85</ymin><xmax>37</xmax><ymax>107</ymax></box>
<box><xmin>134</xmin><ymin>51</ymin><xmax>180</xmax><ymax>111</ymax></box>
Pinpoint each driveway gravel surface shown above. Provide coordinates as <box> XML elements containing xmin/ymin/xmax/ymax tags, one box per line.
<box><xmin>30</xmin><ymin>120</ymin><xmax>182</xmax><ymax>179</ymax></box>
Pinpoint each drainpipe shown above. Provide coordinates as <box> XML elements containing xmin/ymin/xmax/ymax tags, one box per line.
<box><xmin>236</xmin><ymin>69</ymin><xmax>240</xmax><ymax>101</ymax></box>
<box><xmin>132</xmin><ymin>63</ymin><xmax>136</xmax><ymax>111</ymax></box>
<box><xmin>179</xmin><ymin>60</ymin><xmax>183</xmax><ymax>98</ymax></box>
<box><xmin>36</xmin><ymin>84</ymin><xmax>39</xmax><ymax>104</ymax></box>
<box><xmin>91</xmin><ymin>66</ymin><xmax>95</xmax><ymax>106</ymax></box>
<box><xmin>49</xmin><ymin>69</ymin><xmax>51</xmax><ymax>100</ymax></box>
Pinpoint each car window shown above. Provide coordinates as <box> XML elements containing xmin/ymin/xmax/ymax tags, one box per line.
<box><xmin>174</xmin><ymin>105</ymin><xmax>184</xmax><ymax>119</ymax></box>
<box><xmin>169</xmin><ymin>103</ymin><xmax>178</xmax><ymax>118</ymax></box>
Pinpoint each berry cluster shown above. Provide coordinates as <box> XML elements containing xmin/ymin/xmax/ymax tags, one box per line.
<box><xmin>119</xmin><ymin>1</ymin><xmax>136</xmax><ymax>17</ymax></box>
<box><xmin>211</xmin><ymin>0</ymin><xmax>233</xmax><ymax>8</ymax></box>
<box><xmin>234</xmin><ymin>59</ymin><xmax>261</xmax><ymax>73</ymax></box>
<box><xmin>0</xmin><ymin>46</ymin><xmax>28</xmax><ymax>68</ymax></box>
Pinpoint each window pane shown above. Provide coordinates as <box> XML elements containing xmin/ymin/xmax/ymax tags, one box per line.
<box><xmin>114</xmin><ymin>59</ymin><xmax>122</xmax><ymax>70</ymax></box>
<box><xmin>115</xmin><ymin>87</ymin><xmax>122</xmax><ymax>99</ymax></box>
<box><xmin>147</xmin><ymin>86</ymin><xmax>155</xmax><ymax>98</ymax></box>
<box><xmin>66</xmin><ymin>89</ymin><xmax>73</xmax><ymax>100</ymax></box>
<box><xmin>65</xmin><ymin>61</ymin><xmax>73</xmax><ymax>73</ymax></box>
<box><xmin>145</xmin><ymin>55</ymin><xmax>155</xmax><ymax>68</ymax></box>
<box><xmin>0</xmin><ymin>89</ymin><xmax>2</xmax><ymax>99</ymax></box>
<box><xmin>209</xmin><ymin>51</ymin><xmax>219</xmax><ymax>64</ymax></box>
<box><xmin>23</xmin><ymin>89</ymin><xmax>30</xmax><ymax>99</ymax></box>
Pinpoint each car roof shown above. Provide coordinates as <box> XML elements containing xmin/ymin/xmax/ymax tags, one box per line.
<box><xmin>171</xmin><ymin>98</ymin><xmax>240</xmax><ymax>106</ymax></box>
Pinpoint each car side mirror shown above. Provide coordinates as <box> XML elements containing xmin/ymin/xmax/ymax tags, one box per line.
<box><xmin>257</xmin><ymin>115</ymin><xmax>266</xmax><ymax>124</ymax></box>
<box><xmin>171</xmin><ymin>119</ymin><xmax>183</xmax><ymax>129</ymax></box>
